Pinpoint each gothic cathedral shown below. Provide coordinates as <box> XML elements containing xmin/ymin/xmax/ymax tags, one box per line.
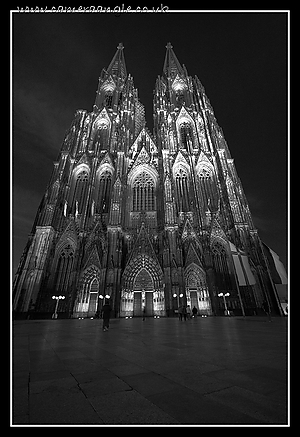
<box><xmin>13</xmin><ymin>43</ymin><xmax>283</xmax><ymax>318</ymax></box>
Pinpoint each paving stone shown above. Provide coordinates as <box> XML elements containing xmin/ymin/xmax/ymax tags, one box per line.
<box><xmin>205</xmin><ymin>386</ymin><xmax>287</xmax><ymax>424</ymax></box>
<box><xmin>79</xmin><ymin>375</ymin><xmax>132</xmax><ymax>398</ymax></box>
<box><xmin>90</xmin><ymin>389</ymin><xmax>179</xmax><ymax>424</ymax></box>
<box><xmin>12</xmin><ymin>317</ymin><xmax>288</xmax><ymax>426</ymax></box>
<box><xmin>146</xmin><ymin>386</ymin><xmax>261</xmax><ymax>424</ymax></box>
<box><xmin>29</xmin><ymin>390</ymin><xmax>103</xmax><ymax>424</ymax></box>
<box><xmin>120</xmin><ymin>372</ymin><xmax>180</xmax><ymax>396</ymax></box>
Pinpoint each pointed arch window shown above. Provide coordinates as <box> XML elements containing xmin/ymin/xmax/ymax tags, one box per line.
<box><xmin>226</xmin><ymin>178</ymin><xmax>243</xmax><ymax>222</ymax></box>
<box><xmin>176</xmin><ymin>90</ymin><xmax>185</xmax><ymax>106</ymax></box>
<box><xmin>165</xmin><ymin>177</ymin><xmax>172</xmax><ymax>202</ymax></box>
<box><xmin>198</xmin><ymin>166</ymin><xmax>219</xmax><ymax>211</ymax></box>
<box><xmin>132</xmin><ymin>171</ymin><xmax>155</xmax><ymax>212</ymax></box>
<box><xmin>104</xmin><ymin>92</ymin><xmax>113</xmax><ymax>108</ymax></box>
<box><xmin>198</xmin><ymin>166</ymin><xmax>212</xmax><ymax>204</ymax></box>
<box><xmin>72</xmin><ymin>170</ymin><xmax>89</xmax><ymax>214</ymax></box>
<box><xmin>211</xmin><ymin>242</ymin><xmax>232</xmax><ymax>293</ymax></box>
<box><xmin>94</xmin><ymin>122</ymin><xmax>110</xmax><ymax>150</ymax></box>
<box><xmin>180</xmin><ymin>122</ymin><xmax>193</xmax><ymax>150</ymax></box>
<box><xmin>96</xmin><ymin>170</ymin><xmax>112</xmax><ymax>213</ymax></box>
<box><xmin>174</xmin><ymin>167</ymin><xmax>190</xmax><ymax>212</ymax></box>
<box><xmin>54</xmin><ymin>244</ymin><xmax>74</xmax><ymax>294</ymax></box>
<box><xmin>49</xmin><ymin>181</ymin><xmax>59</xmax><ymax>204</ymax></box>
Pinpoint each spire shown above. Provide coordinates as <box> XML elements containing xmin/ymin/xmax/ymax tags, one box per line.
<box><xmin>163</xmin><ymin>42</ymin><xmax>184</xmax><ymax>78</ymax></box>
<box><xmin>107</xmin><ymin>42</ymin><xmax>127</xmax><ymax>80</ymax></box>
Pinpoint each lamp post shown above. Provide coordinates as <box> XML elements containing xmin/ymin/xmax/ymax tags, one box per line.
<box><xmin>98</xmin><ymin>294</ymin><xmax>110</xmax><ymax>317</ymax></box>
<box><xmin>173</xmin><ymin>292</ymin><xmax>184</xmax><ymax>316</ymax></box>
<box><xmin>51</xmin><ymin>295</ymin><xmax>65</xmax><ymax>319</ymax></box>
<box><xmin>98</xmin><ymin>294</ymin><xmax>104</xmax><ymax>317</ymax></box>
<box><xmin>218</xmin><ymin>292</ymin><xmax>230</xmax><ymax>316</ymax></box>
<box><xmin>173</xmin><ymin>293</ymin><xmax>184</xmax><ymax>304</ymax></box>
<box><xmin>172</xmin><ymin>293</ymin><xmax>178</xmax><ymax>308</ymax></box>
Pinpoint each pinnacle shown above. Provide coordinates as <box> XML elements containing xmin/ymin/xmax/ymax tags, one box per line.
<box><xmin>163</xmin><ymin>42</ymin><xmax>183</xmax><ymax>77</ymax></box>
<box><xmin>107</xmin><ymin>43</ymin><xmax>127</xmax><ymax>79</ymax></box>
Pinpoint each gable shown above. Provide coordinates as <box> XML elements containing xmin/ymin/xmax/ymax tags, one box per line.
<box><xmin>100</xmin><ymin>75</ymin><xmax>116</xmax><ymax>93</ymax></box>
<box><xmin>83</xmin><ymin>245</ymin><xmax>102</xmax><ymax>271</ymax></box>
<box><xmin>97</xmin><ymin>152</ymin><xmax>115</xmax><ymax>175</ymax></box>
<box><xmin>171</xmin><ymin>74</ymin><xmax>188</xmax><ymax>92</ymax></box>
<box><xmin>125</xmin><ymin>223</ymin><xmax>159</xmax><ymax>267</ymax></box>
<box><xmin>129</xmin><ymin>128</ymin><xmax>157</xmax><ymax>155</ymax></box>
<box><xmin>75</xmin><ymin>153</ymin><xmax>90</xmax><ymax>170</ymax></box>
<box><xmin>93</xmin><ymin>107</ymin><xmax>111</xmax><ymax>129</ymax></box>
<box><xmin>132</xmin><ymin>146</ymin><xmax>150</xmax><ymax>167</ymax></box>
<box><xmin>56</xmin><ymin>218</ymin><xmax>78</xmax><ymax>253</ymax></box>
<box><xmin>175</xmin><ymin>106</ymin><xmax>194</xmax><ymax>128</ymax></box>
<box><xmin>210</xmin><ymin>217</ymin><xmax>228</xmax><ymax>245</ymax></box>
<box><xmin>172</xmin><ymin>150</ymin><xmax>190</xmax><ymax>176</ymax></box>
<box><xmin>196</xmin><ymin>151</ymin><xmax>213</xmax><ymax>169</ymax></box>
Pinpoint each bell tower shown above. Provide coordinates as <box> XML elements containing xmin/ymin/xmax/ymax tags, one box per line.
<box><xmin>153</xmin><ymin>43</ymin><xmax>282</xmax><ymax>317</ymax></box>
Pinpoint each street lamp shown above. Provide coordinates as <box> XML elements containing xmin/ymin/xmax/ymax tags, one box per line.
<box><xmin>172</xmin><ymin>293</ymin><xmax>178</xmax><ymax>312</ymax></box>
<box><xmin>99</xmin><ymin>294</ymin><xmax>110</xmax><ymax>300</ymax></box>
<box><xmin>218</xmin><ymin>292</ymin><xmax>230</xmax><ymax>316</ymax></box>
<box><xmin>51</xmin><ymin>295</ymin><xmax>65</xmax><ymax>319</ymax></box>
<box><xmin>98</xmin><ymin>294</ymin><xmax>110</xmax><ymax>314</ymax></box>
<box><xmin>173</xmin><ymin>293</ymin><xmax>183</xmax><ymax>299</ymax></box>
<box><xmin>95</xmin><ymin>294</ymin><xmax>104</xmax><ymax>318</ymax></box>
<box><xmin>173</xmin><ymin>293</ymin><xmax>184</xmax><ymax>314</ymax></box>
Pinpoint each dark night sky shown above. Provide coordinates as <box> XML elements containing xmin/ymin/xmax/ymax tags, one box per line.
<box><xmin>12</xmin><ymin>11</ymin><xmax>288</xmax><ymax>275</ymax></box>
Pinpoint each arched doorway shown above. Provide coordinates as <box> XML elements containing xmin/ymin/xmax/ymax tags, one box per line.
<box><xmin>121</xmin><ymin>254</ymin><xmax>165</xmax><ymax>317</ymax></box>
<box><xmin>133</xmin><ymin>268</ymin><xmax>154</xmax><ymax>317</ymax></box>
<box><xmin>185</xmin><ymin>263</ymin><xmax>212</xmax><ymax>316</ymax></box>
<box><xmin>73</xmin><ymin>265</ymin><xmax>100</xmax><ymax>318</ymax></box>
<box><xmin>87</xmin><ymin>277</ymin><xmax>99</xmax><ymax>317</ymax></box>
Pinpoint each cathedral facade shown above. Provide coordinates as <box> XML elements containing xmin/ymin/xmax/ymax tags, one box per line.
<box><xmin>13</xmin><ymin>43</ymin><xmax>283</xmax><ymax>318</ymax></box>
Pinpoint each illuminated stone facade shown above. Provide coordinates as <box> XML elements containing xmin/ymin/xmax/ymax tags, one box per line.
<box><xmin>13</xmin><ymin>43</ymin><xmax>282</xmax><ymax>318</ymax></box>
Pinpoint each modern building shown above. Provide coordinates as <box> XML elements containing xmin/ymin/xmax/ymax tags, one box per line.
<box><xmin>13</xmin><ymin>43</ymin><xmax>285</xmax><ymax>319</ymax></box>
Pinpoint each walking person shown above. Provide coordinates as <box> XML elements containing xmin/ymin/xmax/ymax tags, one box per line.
<box><xmin>183</xmin><ymin>305</ymin><xmax>187</xmax><ymax>321</ymax></box>
<box><xmin>192</xmin><ymin>306</ymin><xmax>198</xmax><ymax>318</ymax></box>
<box><xmin>142</xmin><ymin>306</ymin><xmax>146</xmax><ymax>321</ymax></box>
<box><xmin>101</xmin><ymin>300</ymin><xmax>112</xmax><ymax>331</ymax></box>
<box><xmin>178</xmin><ymin>305</ymin><xmax>183</xmax><ymax>321</ymax></box>
<box><xmin>186</xmin><ymin>305</ymin><xmax>191</xmax><ymax>320</ymax></box>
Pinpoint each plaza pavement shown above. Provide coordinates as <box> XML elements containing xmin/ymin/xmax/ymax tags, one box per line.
<box><xmin>12</xmin><ymin>316</ymin><xmax>288</xmax><ymax>426</ymax></box>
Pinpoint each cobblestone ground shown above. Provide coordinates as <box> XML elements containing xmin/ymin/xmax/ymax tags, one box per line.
<box><xmin>12</xmin><ymin>316</ymin><xmax>288</xmax><ymax>426</ymax></box>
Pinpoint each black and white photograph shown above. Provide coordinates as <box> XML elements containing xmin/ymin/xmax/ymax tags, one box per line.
<box><xmin>11</xmin><ymin>9</ymin><xmax>289</xmax><ymax>427</ymax></box>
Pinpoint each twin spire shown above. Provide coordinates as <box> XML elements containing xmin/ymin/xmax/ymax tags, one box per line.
<box><xmin>106</xmin><ymin>42</ymin><xmax>183</xmax><ymax>80</ymax></box>
<box><xmin>95</xmin><ymin>42</ymin><xmax>185</xmax><ymax>112</ymax></box>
